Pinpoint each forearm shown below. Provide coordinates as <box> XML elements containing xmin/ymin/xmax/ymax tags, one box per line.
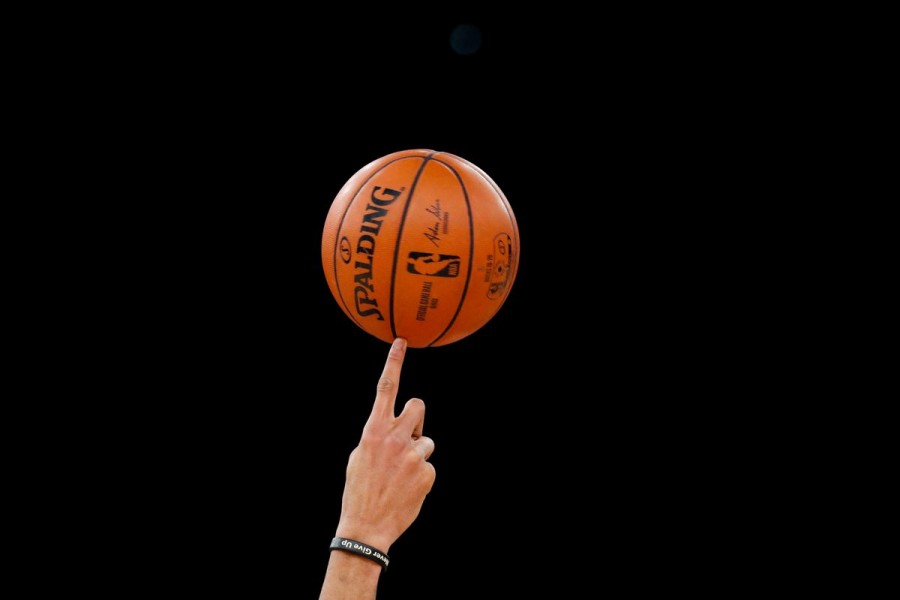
<box><xmin>318</xmin><ymin>549</ymin><xmax>383</xmax><ymax>600</ymax></box>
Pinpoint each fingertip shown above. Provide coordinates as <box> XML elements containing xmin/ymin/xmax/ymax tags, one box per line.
<box><xmin>405</xmin><ymin>397</ymin><xmax>424</xmax><ymax>408</ymax></box>
<box><xmin>390</xmin><ymin>338</ymin><xmax>407</xmax><ymax>357</ymax></box>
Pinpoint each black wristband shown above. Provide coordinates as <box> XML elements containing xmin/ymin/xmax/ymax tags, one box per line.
<box><xmin>330</xmin><ymin>537</ymin><xmax>390</xmax><ymax>572</ymax></box>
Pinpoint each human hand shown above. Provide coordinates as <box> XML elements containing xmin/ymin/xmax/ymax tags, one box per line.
<box><xmin>334</xmin><ymin>337</ymin><xmax>436</xmax><ymax>554</ymax></box>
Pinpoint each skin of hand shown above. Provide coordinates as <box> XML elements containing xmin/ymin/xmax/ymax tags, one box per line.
<box><xmin>319</xmin><ymin>337</ymin><xmax>436</xmax><ymax>599</ymax></box>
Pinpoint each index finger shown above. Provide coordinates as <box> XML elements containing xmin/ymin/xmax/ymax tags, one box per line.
<box><xmin>371</xmin><ymin>337</ymin><xmax>408</xmax><ymax>420</ymax></box>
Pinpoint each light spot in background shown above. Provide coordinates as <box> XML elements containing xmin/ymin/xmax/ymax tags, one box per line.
<box><xmin>450</xmin><ymin>24</ymin><xmax>482</xmax><ymax>56</ymax></box>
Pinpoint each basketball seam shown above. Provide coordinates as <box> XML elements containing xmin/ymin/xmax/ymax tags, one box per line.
<box><xmin>388</xmin><ymin>153</ymin><xmax>433</xmax><ymax>342</ymax></box>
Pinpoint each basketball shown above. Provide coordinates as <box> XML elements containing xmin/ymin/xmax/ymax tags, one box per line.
<box><xmin>321</xmin><ymin>149</ymin><xmax>520</xmax><ymax>348</ymax></box>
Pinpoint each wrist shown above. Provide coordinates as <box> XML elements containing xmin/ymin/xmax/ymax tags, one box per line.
<box><xmin>325</xmin><ymin>545</ymin><xmax>384</xmax><ymax>587</ymax></box>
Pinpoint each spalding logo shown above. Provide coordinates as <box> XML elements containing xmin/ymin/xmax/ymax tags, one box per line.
<box><xmin>349</xmin><ymin>185</ymin><xmax>403</xmax><ymax>322</ymax></box>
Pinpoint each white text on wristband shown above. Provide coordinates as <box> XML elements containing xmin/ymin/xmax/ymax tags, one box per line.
<box><xmin>329</xmin><ymin>537</ymin><xmax>390</xmax><ymax>571</ymax></box>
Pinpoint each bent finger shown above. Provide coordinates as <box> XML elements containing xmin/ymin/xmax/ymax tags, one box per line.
<box><xmin>413</xmin><ymin>435</ymin><xmax>435</xmax><ymax>461</ymax></box>
<box><xmin>397</xmin><ymin>397</ymin><xmax>426</xmax><ymax>438</ymax></box>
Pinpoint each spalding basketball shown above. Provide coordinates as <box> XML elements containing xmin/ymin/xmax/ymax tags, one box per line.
<box><xmin>321</xmin><ymin>149</ymin><xmax>520</xmax><ymax>348</ymax></box>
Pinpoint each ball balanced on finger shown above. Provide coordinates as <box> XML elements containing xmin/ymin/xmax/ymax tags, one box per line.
<box><xmin>322</xmin><ymin>149</ymin><xmax>520</xmax><ymax>348</ymax></box>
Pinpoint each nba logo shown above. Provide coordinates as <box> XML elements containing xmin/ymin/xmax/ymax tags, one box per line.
<box><xmin>407</xmin><ymin>252</ymin><xmax>461</xmax><ymax>277</ymax></box>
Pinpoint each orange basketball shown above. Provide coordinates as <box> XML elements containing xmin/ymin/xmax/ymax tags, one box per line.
<box><xmin>321</xmin><ymin>149</ymin><xmax>520</xmax><ymax>348</ymax></box>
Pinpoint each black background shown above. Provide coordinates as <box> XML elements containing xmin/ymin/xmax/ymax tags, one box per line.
<box><xmin>45</xmin><ymin>12</ymin><xmax>785</xmax><ymax>597</ymax></box>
